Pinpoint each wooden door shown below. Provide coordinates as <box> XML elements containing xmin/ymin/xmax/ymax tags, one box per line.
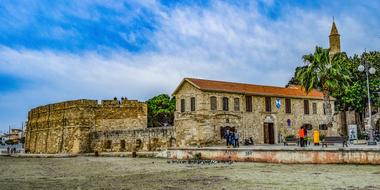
<box><xmin>264</xmin><ymin>123</ymin><xmax>275</xmax><ymax>144</ymax></box>
<box><xmin>268</xmin><ymin>123</ymin><xmax>275</xmax><ymax>144</ymax></box>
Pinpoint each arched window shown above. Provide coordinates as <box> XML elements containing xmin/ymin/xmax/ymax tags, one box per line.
<box><xmin>190</xmin><ymin>97</ymin><xmax>196</xmax><ymax>111</ymax></box>
<box><xmin>120</xmin><ymin>140</ymin><xmax>126</xmax><ymax>150</ymax></box>
<box><xmin>234</xmin><ymin>98</ymin><xmax>240</xmax><ymax>111</ymax></box>
<box><xmin>265</xmin><ymin>97</ymin><xmax>271</xmax><ymax>112</ymax></box>
<box><xmin>180</xmin><ymin>99</ymin><xmax>185</xmax><ymax>112</ymax></box>
<box><xmin>223</xmin><ymin>97</ymin><xmax>229</xmax><ymax>111</ymax></box>
<box><xmin>104</xmin><ymin>140</ymin><xmax>112</xmax><ymax>149</ymax></box>
<box><xmin>210</xmin><ymin>96</ymin><xmax>217</xmax><ymax>110</ymax></box>
<box><xmin>304</xmin><ymin>100</ymin><xmax>310</xmax><ymax>115</ymax></box>
<box><xmin>312</xmin><ymin>102</ymin><xmax>317</xmax><ymax>114</ymax></box>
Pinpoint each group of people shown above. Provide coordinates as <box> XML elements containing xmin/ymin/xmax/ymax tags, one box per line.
<box><xmin>7</xmin><ymin>146</ymin><xmax>17</xmax><ymax>154</ymax></box>
<box><xmin>224</xmin><ymin>129</ymin><xmax>240</xmax><ymax>148</ymax></box>
<box><xmin>298</xmin><ymin>126</ymin><xmax>310</xmax><ymax>147</ymax></box>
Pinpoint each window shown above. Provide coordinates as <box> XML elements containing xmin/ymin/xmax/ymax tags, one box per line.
<box><xmin>245</xmin><ymin>96</ymin><xmax>252</xmax><ymax>112</ymax></box>
<box><xmin>180</xmin><ymin>99</ymin><xmax>185</xmax><ymax>112</ymax></box>
<box><xmin>104</xmin><ymin>140</ymin><xmax>112</xmax><ymax>149</ymax></box>
<box><xmin>191</xmin><ymin>97</ymin><xmax>196</xmax><ymax>111</ymax></box>
<box><xmin>223</xmin><ymin>97</ymin><xmax>229</xmax><ymax>111</ymax></box>
<box><xmin>285</xmin><ymin>98</ymin><xmax>291</xmax><ymax>113</ymax></box>
<box><xmin>303</xmin><ymin>124</ymin><xmax>313</xmax><ymax>130</ymax></box>
<box><xmin>234</xmin><ymin>98</ymin><xmax>240</xmax><ymax>111</ymax></box>
<box><xmin>323</xmin><ymin>103</ymin><xmax>326</xmax><ymax>115</ymax></box>
<box><xmin>265</xmin><ymin>97</ymin><xmax>271</xmax><ymax>112</ymax></box>
<box><xmin>304</xmin><ymin>100</ymin><xmax>309</xmax><ymax>115</ymax></box>
<box><xmin>120</xmin><ymin>140</ymin><xmax>126</xmax><ymax>150</ymax></box>
<box><xmin>319</xmin><ymin>124</ymin><xmax>328</xmax><ymax>130</ymax></box>
<box><xmin>136</xmin><ymin>139</ymin><xmax>142</xmax><ymax>148</ymax></box>
<box><xmin>312</xmin><ymin>102</ymin><xmax>317</xmax><ymax>114</ymax></box>
<box><xmin>210</xmin><ymin>96</ymin><xmax>217</xmax><ymax>111</ymax></box>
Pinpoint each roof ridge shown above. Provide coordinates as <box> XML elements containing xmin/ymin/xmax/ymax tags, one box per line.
<box><xmin>180</xmin><ymin>77</ymin><xmax>330</xmax><ymax>100</ymax></box>
<box><xmin>186</xmin><ymin>77</ymin><xmax>302</xmax><ymax>90</ymax></box>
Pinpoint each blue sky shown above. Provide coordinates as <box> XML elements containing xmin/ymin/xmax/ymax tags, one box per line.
<box><xmin>0</xmin><ymin>0</ymin><xmax>380</xmax><ymax>132</ymax></box>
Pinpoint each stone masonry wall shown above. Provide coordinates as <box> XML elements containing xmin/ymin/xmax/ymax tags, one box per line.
<box><xmin>90</xmin><ymin>127</ymin><xmax>175</xmax><ymax>152</ymax></box>
<box><xmin>25</xmin><ymin>99</ymin><xmax>147</xmax><ymax>154</ymax></box>
<box><xmin>174</xmin><ymin>81</ymin><xmax>340</xmax><ymax>146</ymax></box>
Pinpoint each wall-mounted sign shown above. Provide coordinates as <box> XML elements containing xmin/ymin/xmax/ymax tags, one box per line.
<box><xmin>287</xmin><ymin>119</ymin><xmax>291</xmax><ymax>128</ymax></box>
<box><xmin>276</xmin><ymin>99</ymin><xmax>281</xmax><ymax>109</ymax></box>
<box><xmin>348</xmin><ymin>124</ymin><xmax>358</xmax><ymax>140</ymax></box>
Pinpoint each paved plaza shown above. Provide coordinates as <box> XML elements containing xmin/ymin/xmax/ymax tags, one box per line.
<box><xmin>1</xmin><ymin>156</ymin><xmax>380</xmax><ymax>190</ymax></box>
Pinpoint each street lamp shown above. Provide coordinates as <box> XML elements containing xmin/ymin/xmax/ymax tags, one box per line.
<box><xmin>358</xmin><ymin>59</ymin><xmax>377</xmax><ymax>145</ymax></box>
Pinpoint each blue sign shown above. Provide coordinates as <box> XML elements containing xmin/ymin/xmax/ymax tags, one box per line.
<box><xmin>287</xmin><ymin>119</ymin><xmax>291</xmax><ymax>128</ymax></box>
<box><xmin>276</xmin><ymin>99</ymin><xmax>281</xmax><ymax>109</ymax></box>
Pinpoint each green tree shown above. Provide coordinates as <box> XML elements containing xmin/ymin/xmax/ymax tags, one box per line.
<box><xmin>20</xmin><ymin>137</ymin><xmax>25</xmax><ymax>144</ymax></box>
<box><xmin>146</xmin><ymin>94</ymin><xmax>176</xmax><ymax>127</ymax></box>
<box><xmin>296</xmin><ymin>46</ymin><xmax>351</xmax><ymax>127</ymax></box>
<box><xmin>286</xmin><ymin>66</ymin><xmax>306</xmax><ymax>87</ymax></box>
<box><xmin>5</xmin><ymin>139</ymin><xmax>16</xmax><ymax>145</ymax></box>
<box><xmin>334</xmin><ymin>51</ymin><xmax>380</xmax><ymax>113</ymax></box>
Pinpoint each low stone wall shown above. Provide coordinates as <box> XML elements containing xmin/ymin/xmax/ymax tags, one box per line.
<box><xmin>164</xmin><ymin>147</ymin><xmax>380</xmax><ymax>164</ymax></box>
<box><xmin>90</xmin><ymin>127</ymin><xmax>175</xmax><ymax>152</ymax></box>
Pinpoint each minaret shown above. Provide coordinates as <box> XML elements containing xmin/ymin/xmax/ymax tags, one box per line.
<box><xmin>329</xmin><ymin>21</ymin><xmax>341</xmax><ymax>55</ymax></box>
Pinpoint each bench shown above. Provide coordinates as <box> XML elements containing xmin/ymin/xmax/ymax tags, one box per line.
<box><xmin>283</xmin><ymin>137</ymin><xmax>300</xmax><ymax>146</ymax></box>
<box><xmin>322</xmin><ymin>136</ymin><xmax>348</xmax><ymax>147</ymax></box>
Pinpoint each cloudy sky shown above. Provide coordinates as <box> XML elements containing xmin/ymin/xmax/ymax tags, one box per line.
<box><xmin>0</xmin><ymin>0</ymin><xmax>380</xmax><ymax>131</ymax></box>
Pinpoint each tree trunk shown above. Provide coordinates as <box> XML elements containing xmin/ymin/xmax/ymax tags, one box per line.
<box><xmin>323</xmin><ymin>90</ymin><xmax>333</xmax><ymax>127</ymax></box>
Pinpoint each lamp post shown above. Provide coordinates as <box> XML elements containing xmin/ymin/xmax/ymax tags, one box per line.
<box><xmin>358</xmin><ymin>59</ymin><xmax>377</xmax><ymax>145</ymax></box>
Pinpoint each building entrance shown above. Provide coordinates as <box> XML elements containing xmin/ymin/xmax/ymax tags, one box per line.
<box><xmin>264</xmin><ymin>123</ymin><xmax>275</xmax><ymax>144</ymax></box>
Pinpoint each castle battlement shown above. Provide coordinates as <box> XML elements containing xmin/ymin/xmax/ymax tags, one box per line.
<box><xmin>29</xmin><ymin>99</ymin><xmax>146</xmax><ymax>116</ymax></box>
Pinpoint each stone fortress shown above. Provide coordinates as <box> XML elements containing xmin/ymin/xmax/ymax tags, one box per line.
<box><xmin>25</xmin><ymin>99</ymin><xmax>174</xmax><ymax>154</ymax></box>
<box><xmin>25</xmin><ymin>21</ymin><xmax>349</xmax><ymax>154</ymax></box>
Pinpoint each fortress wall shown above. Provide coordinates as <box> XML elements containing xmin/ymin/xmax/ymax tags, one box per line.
<box><xmin>90</xmin><ymin>127</ymin><xmax>175</xmax><ymax>152</ymax></box>
<box><xmin>25</xmin><ymin>99</ymin><xmax>148</xmax><ymax>154</ymax></box>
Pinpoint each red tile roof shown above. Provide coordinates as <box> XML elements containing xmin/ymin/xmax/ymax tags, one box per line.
<box><xmin>174</xmin><ymin>78</ymin><xmax>329</xmax><ymax>100</ymax></box>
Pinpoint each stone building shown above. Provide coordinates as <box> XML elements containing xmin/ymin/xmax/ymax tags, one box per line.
<box><xmin>173</xmin><ymin>78</ymin><xmax>339</xmax><ymax>146</ymax></box>
<box><xmin>25</xmin><ymin>99</ymin><xmax>173</xmax><ymax>153</ymax></box>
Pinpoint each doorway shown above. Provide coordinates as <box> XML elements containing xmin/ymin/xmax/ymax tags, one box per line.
<box><xmin>220</xmin><ymin>126</ymin><xmax>235</xmax><ymax>139</ymax></box>
<box><xmin>264</xmin><ymin>123</ymin><xmax>275</xmax><ymax>144</ymax></box>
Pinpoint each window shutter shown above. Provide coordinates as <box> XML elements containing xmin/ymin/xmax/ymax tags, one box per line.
<box><xmin>245</xmin><ymin>96</ymin><xmax>252</xmax><ymax>112</ymax></box>
<box><xmin>265</xmin><ymin>97</ymin><xmax>271</xmax><ymax>112</ymax></box>
<box><xmin>304</xmin><ymin>100</ymin><xmax>309</xmax><ymax>114</ymax></box>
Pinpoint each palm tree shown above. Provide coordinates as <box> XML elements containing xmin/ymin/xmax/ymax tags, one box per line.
<box><xmin>296</xmin><ymin>46</ymin><xmax>351</xmax><ymax>127</ymax></box>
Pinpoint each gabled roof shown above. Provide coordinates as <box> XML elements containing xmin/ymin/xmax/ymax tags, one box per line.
<box><xmin>173</xmin><ymin>78</ymin><xmax>331</xmax><ymax>100</ymax></box>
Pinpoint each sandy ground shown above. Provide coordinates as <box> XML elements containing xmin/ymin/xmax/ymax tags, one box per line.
<box><xmin>1</xmin><ymin>156</ymin><xmax>380</xmax><ymax>190</ymax></box>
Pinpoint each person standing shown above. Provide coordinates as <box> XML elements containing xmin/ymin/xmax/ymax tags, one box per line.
<box><xmin>299</xmin><ymin>127</ymin><xmax>305</xmax><ymax>147</ymax></box>
<box><xmin>303</xmin><ymin>127</ymin><xmax>308</xmax><ymax>147</ymax></box>
<box><xmin>313</xmin><ymin>130</ymin><xmax>320</xmax><ymax>146</ymax></box>
<box><xmin>224</xmin><ymin>129</ymin><xmax>230</xmax><ymax>147</ymax></box>
<box><xmin>229</xmin><ymin>131</ymin><xmax>235</xmax><ymax>148</ymax></box>
<box><xmin>234</xmin><ymin>130</ymin><xmax>240</xmax><ymax>148</ymax></box>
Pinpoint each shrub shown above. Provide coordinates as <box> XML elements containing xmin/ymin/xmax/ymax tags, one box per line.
<box><xmin>285</xmin><ymin>135</ymin><xmax>295</xmax><ymax>141</ymax></box>
<box><xmin>193</xmin><ymin>153</ymin><xmax>202</xmax><ymax>160</ymax></box>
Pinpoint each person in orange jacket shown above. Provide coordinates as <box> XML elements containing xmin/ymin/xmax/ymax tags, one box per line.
<box><xmin>299</xmin><ymin>126</ymin><xmax>305</xmax><ymax>147</ymax></box>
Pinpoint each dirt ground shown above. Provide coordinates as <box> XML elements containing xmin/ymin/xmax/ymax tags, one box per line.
<box><xmin>1</xmin><ymin>156</ymin><xmax>380</xmax><ymax>190</ymax></box>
